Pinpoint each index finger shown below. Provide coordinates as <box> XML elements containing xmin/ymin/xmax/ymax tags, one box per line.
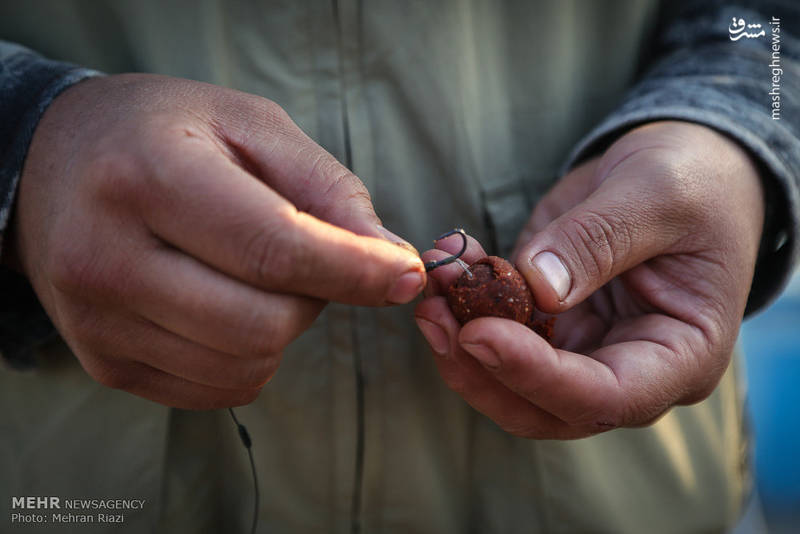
<box><xmin>421</xmin><ymin>232</ymin><xmax>486</xmax><ymax>297</ymax></box>
<box><xmin>459</xmin><ymin>314</ymin><xmax>715</xmax><ymax>429</ymax></box>
<box><xmin>137</xmin><ymin>133</ymin><xmax>425</xmax><ymax>305</ymax></box>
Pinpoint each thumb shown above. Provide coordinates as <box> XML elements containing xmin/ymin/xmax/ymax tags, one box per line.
<box><xmin>515</xmin><ymin>174</ymin><xmax>686</xmax><ymax>314</ymax></box>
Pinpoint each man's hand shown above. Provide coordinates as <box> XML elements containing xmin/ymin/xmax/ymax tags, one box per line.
<box><xmin>415</xmin><ymin>121</ymin><xmax>764</xmax><ymax>439</ymax></box>
<box><xmin>10</xmin><ymin>74</ymin><xmax>425</xmax><ymax>409</ymax></box>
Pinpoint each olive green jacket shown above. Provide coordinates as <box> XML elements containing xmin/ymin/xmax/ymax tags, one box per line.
<box><xmin>7</xmin><ymin>1</ymin><xmax>799</xmax><ymax>532</ymax></box>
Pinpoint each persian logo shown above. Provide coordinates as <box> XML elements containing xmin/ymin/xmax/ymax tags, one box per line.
<box><xmin>727</xmin><ymin>16</ymin><xmax>783</xmax><ymax>120</ymax></box>
<box><xmin>728</xmin><ymin>17</ymin><xmax>766</xmax><ymax>40</ymax></box>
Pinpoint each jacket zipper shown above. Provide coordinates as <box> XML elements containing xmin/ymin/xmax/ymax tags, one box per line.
<box><xmin>331</xmin><ymin>1</ymin><xmax>364</xmax><ymax>533</ymax></box>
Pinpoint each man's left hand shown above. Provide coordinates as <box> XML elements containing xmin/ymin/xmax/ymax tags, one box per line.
<box><xmin>415</xmin><ymin>121</ymin><xmax>764</xmax><ymax>439</ymax></box>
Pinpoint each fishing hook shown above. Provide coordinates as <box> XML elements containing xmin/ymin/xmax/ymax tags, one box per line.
<box><xmin>424</xmin><ymin>228</ymin><xmax>468</xmax><ymax>272</ymax></box>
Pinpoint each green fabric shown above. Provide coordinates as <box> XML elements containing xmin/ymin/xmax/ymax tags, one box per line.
<box><xmin>0</xmin><ymin>1</ymin><xmax>747</xmax><ymax>532</ymax></box>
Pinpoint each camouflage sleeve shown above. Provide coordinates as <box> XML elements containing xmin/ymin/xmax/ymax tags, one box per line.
<box><xmin>0</xmin><ymin>40</ymin><xmax>101</xmax><ymax>368</ymax></box>
<box><xmin>563</xmin><ymin>0</ymin><xmax>800</xmax><ymax>315</ymax></box>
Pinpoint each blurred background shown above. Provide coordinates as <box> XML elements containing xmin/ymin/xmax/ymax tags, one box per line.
<box><xmin>735</xmin><ymin>268</ymin><xmax>800</xmax><ymax>534</ymax></box>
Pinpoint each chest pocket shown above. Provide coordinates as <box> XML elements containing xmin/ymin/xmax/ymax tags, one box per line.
<box><xmin>478</xmin><ymin>170</ymin><xmax>554</xmax><ymax>258</ymax></box>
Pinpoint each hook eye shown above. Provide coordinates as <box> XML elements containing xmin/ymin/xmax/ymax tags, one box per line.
<box><xmin>424</xmin><ymin>228</ymin><xmax>468</xmax><ymax>271</ymax></box>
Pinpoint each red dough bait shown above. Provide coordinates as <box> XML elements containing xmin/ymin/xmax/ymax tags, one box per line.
<box><xmin>446</xmin><ymin>256</ymin><xmax>556</xmax><ymax>342</ymax></box>
<box><xmin>447</xmin><ymin>256</ymin><xmax>532</xmax><ymax>324</ymax></box>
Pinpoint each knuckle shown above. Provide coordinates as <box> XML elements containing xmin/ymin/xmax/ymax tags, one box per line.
<box><xmin>82</xmin><ymin>144</ymin><xmax>141</xmax><ymax>201</ymax></box>
<box><xmin>622</xmin><ymin>394</ymin><xmax>667</xmax><ymax>428</ymax></box>
<box><xmin>260</xmin><ymin>98</ymin><xmax>291</xmax><ymax>125</ymax></box>
<box><xmin>238</xmin><ymin>97</ymin><xmax>298</xmax><ymax>144</ymax></box>
<box><xmin>305</xmin><ymin>151</ymin><xmax>338</xmax><ymax>183</ymax></box>
<box><xmin>329</xmin><ymin>173</ymin><xmax>374</xmax><ymax>217</ymax></box>
<box><xmin>559</xmin><ymin>210</ymin><xmax>633</xmax><ymax>280</ymax></box>
<box><xmin>299</xmin><ymin>152</ymin><xmax>374</xmax><ymax>217</ymax></box>
<box><xmin>240</xmin><ymin>355</ymin><xmax>281</xmax><ymax>388</ymax></box>
<box><xmin>240</xmin><ymin>306</ymin><xmax>301</xmax><ymax>356</ymax></box>
<box><xmin>48</xmin><ymin>241</ymin><xmax>138</xmax><ymax>301</ymax></box>
<box><xmin>61</xmin><ymin>306</ymin><xmax>106</xmax><ymax>352</ymax></box>
<box><xmin>241</xmin><ymin>212</ymin><xmax>311</xmax><ymax>288</ymax></box>
<box><xmin>680</xmin><ymin>359</ymin><xmax>727</xmax><ymax>405</ymax></box>
<box><xmin>322</xmin><ymin>167</ymin><xmax>371</xmax><ymax>205</ymax></box>
<box><xmin>85</xmin><ymin>359</ymin><xmax>132</xmax><ymax>391</ymax></box>
<box><xmin>244</xmin><ymin>323</ymin><xmax>283</xmax><ymax>357</ymax></box>
<box><xmin>665</xmin><ymin>327</ymin><xmax>731</xmax><ymax>408</ymax></box>
<box><xmin>447</xmin><ymin>378</ymin><xmax>470</xmax><ymax>397</ymax></box>
<box><xmin>239</xmin><ymin>97</ymin><xmax>295</xmax><ymax>138</ymax></box>
<box><xmin>49</xmin><ymin>244</ymin><xmax>102</xmax><ymax>296</ymax></box>
<box><xmin>441</xmin><ymin>370</ymin><xmax>472</xmax><ymax>397</ymax></box>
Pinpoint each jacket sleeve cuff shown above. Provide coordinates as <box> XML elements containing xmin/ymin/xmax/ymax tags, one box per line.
<box><xmin>560</xmin><ymin>71</ymin><xmax>800</xmax><ymax>316</ymax></box>
<box><xmin>0</xmin><ymin>41</ymin><xmax>103</xmax><ymax>368</ymax></box>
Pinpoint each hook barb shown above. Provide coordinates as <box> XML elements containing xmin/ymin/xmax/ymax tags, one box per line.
<box><xmin>424</xmin><ymin>228</ymin><xmax>468</xmax><ymax>272</ymax></box>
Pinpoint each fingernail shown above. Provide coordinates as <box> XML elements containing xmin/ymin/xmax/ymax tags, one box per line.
<box><xmin>462</xmin><ymin>343</ymin><xmax>500</xmax><ymax>370</ymax></box>
<box><xmin>387</xmin><ymin>270</ymin><xmax>425</xmax><ymax>304</ymax></box>
<box><xmin>377</xmin><ymin>225</ymin><xmax>419</xmax><ymax>256</ymax></box>
<box><xmin>531</xmin><ymin>251</ymin><xmax>571</xmax><ymax>300</ymax></box>
<box><xmin>415</xmin><ymin>318</ymin><xmax>449</xmax><ymax>355</ymax></box>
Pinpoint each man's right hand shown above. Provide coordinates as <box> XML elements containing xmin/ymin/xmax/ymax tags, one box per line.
<box><xmin>9</xmin><ymin>74</ymin><xmax>425</xmax><ymax>409</ymax></box>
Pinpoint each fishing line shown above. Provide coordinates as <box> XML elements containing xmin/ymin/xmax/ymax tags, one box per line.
<box><xmin>229</xmin><ymin>408</ymin><xmax>259</xmax><ymax>534</ymax></box>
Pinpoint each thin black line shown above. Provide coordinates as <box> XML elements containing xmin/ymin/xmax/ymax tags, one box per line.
<box><xmin>350</xmin><ymin>319</ymin><xmax>366</xmax><ymax>534</ymax></box>
<box><xmin>331</xmin><ymin>1</ymin><xmax>365</xmax><ymax>533</ymax></box>
<box><xmin>229</xmin><ymin>408</ymin><xmax>259</xmax><ymax>534</ymax></box>
<box><xmin>332</xmin><ymin>0</ymin><xmax>354</xmax><ymax>171</ymax></box>
<box><xmin>245</xmin><ymin>447</ymin><xmax>259</xmax><ymax>534</ymax></box>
